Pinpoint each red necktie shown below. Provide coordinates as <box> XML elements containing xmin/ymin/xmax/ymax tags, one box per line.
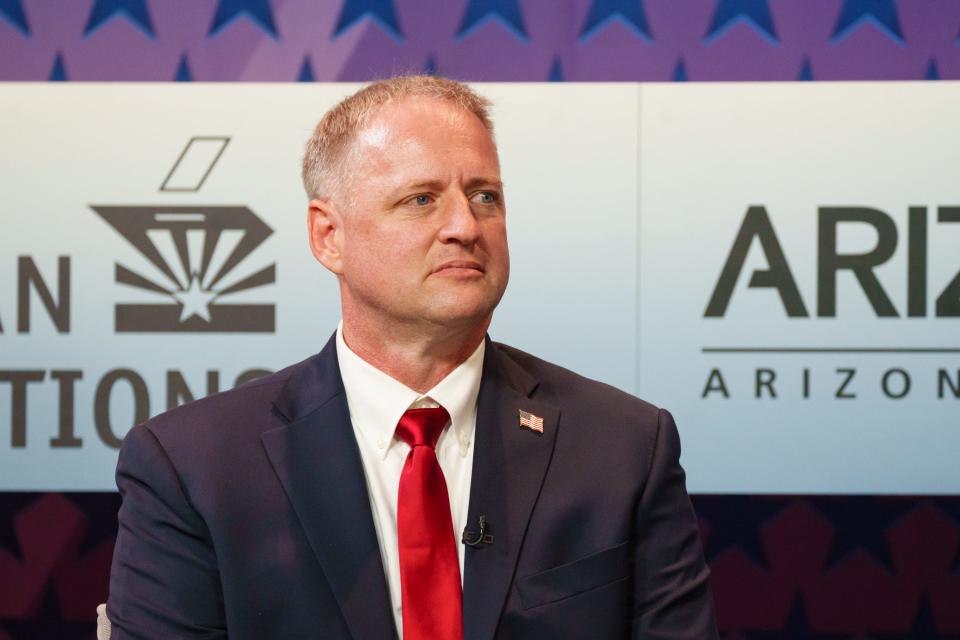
<box><xmin>395</xmin><ymin>407</ymin><xmax>463</xmax><ymax>640</ymax></box>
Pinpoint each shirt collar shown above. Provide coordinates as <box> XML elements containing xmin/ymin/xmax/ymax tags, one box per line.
<box><xmin>336</xmin><ymin>322</ymin><xmax>484</xmax><ymax>460</ymax></box>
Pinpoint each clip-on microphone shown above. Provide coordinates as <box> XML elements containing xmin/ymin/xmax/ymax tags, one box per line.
<box><xmin>461</xmin><ymin>515</ymin><xmax>494</xmax><ymax>547</ymax></box>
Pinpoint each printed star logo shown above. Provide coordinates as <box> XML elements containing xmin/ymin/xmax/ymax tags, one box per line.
<box><xmin>172</xmin><ymin>275</ymin><xmax>216</xmax><ymax>322</ymax></box>
<box><xmin>91</xmin><ymin>136</ymin><xmax>276</xmax><ymax>333</ymax></box>
<box><xmin>92</xmin><ymin>205</ymin><xmax>276</xmax><ymax>332</ymax></box>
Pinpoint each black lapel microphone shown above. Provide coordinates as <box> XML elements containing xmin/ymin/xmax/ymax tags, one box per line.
<box><xmin>461</xmin><ymin>515</ymin><xmax>494</xmax><ymax>547</ymax></box>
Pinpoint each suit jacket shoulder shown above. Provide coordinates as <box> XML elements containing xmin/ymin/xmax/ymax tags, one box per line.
<box><xmin>144</xmin><ymin>356</ymin><xmax>302</xmax><ymax>440</ymax></box>
<box><xmin>109</xmin><ymin>339</ymin><xmax>378</xmax><ymax>639</ymax></box>
<box><xmin>490</xmin><ymin>341</ymin><xmax>662</xmax><ymax>444</ymax></box>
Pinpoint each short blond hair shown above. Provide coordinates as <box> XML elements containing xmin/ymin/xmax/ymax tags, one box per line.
<box><xmin>301</xmin><ymin>75</ymin><xmax>494</xmax><ymax>200</ymax></box>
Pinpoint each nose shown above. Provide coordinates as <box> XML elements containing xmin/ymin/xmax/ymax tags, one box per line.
<box><xmin>437</xmin><ymin>192</ymin><xmax>481</xmax><ymax>246</ymax></box>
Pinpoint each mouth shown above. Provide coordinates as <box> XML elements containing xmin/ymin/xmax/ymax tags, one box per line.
<box><xmin>433</xmin><ymin>260</ymin><xmax>485</xmax><ymax>275</ymax></box>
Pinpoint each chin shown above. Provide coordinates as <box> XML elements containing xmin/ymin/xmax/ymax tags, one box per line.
<box><xmin>417</xmin><ymin>279</ymin><xmax>505</xmax><ymax>326</ymax></box>
<box><xmin>425</xmin><ymin>300</ymin><xmax>495</xmax><ymax>329</ymax></box>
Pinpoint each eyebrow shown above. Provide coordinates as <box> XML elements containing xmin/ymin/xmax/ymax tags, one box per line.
<box><xmin>397</xmin><ymin>177</ymin><xmax>504</xmax><ymax>194</ymax></box>
<box><xmin>402</xmin><ymin>180</ymin><xmax>446</xmax><ymax>193</ymax></box>
<box><xmin>464</xmin><ymin>177</ymin><xmax>503</xmax><ymax>191</ymax></box>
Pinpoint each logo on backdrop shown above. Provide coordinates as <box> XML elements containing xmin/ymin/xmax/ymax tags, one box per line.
<box><xmin>696</xmin><ymin>204</ymin><xmax>959</xmax><ymax>401</ymax></box>
<box><xmin>91</xmin><ymin>137</ymin><xmax>276</xmax><ymax>333</ymax></box>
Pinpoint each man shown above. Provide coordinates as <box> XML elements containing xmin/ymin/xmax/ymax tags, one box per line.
<box><xmin>108</xmin><ymin>76</ymin><xmax>717</xmax><ymax>639</ymax></box>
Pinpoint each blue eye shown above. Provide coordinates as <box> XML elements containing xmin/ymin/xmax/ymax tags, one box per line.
<box><xmin>475</xmin><ymin>191</ymin><xmax>496</xmax><ymax>204</ymax></box>
<box><xmin>413</xmin><ymin>195</ymin><xmax>431</xmax><ymax>206</ymax></box>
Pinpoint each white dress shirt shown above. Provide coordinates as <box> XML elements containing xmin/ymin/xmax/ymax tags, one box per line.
<box><xmin>335</xmin><ymin>323</ymin><xmax>483</xmax><ymax>638</ymax></box>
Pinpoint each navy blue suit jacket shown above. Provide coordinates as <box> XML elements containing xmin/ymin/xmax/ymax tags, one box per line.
<box><xmin>108</xmin><ymin>336</ymin><xmax>717</xmax><ymax>639</ymax></box>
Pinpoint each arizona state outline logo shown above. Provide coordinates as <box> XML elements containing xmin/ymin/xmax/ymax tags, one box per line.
<box><xmin>90</xmin><ymin>137</ymin><xmax>276</xmax><ymax>333</ymax></box>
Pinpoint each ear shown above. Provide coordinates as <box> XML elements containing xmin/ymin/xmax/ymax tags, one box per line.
<box><xmin>307</xmin><ymin>198</ymin><xmax>344</xmax><ymax>275</ymax></box>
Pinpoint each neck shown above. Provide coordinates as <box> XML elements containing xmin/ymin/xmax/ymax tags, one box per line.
<box><xmin>340</xmin><ymin>313</ymin><xmax>489</xmax><ymax>393</ymax></box>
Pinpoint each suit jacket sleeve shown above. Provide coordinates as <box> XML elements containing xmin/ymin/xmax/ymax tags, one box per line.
<box><xmin>631</xmin><ymin>409</ymin><xmax>717</xmax><ymax>639</ymax></box>
<box><xmin>108</xmin><ymin>423</ymin><xmax>227</xmax><ymax>639</ymax></box>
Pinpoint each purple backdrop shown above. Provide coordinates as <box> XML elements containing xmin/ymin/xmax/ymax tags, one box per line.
<box><xmin>2</xmin><ymin>1</ymin><xmax>960</xmax><ymax>638</ymax></box>
<box><xmin>2</xmin><ymin>0</ymin><xmax>959</xmax><ymax>82</ymax></box>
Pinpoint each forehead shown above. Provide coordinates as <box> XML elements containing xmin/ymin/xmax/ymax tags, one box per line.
<box><xmin>348</xmin><ymin>96</ymin><xmax>500</xmax><ymax>181</ymax></box>
<box><xmin>368</xmin><ymin>95</ymin><xmax>488</xmax><ymax>141</ymax></box>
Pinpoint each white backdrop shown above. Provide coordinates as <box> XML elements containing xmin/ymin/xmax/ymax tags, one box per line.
<box><xmin>0</xmin><ymin>83</ymin><xmax>957</xmax><ymax>493</ymax></box>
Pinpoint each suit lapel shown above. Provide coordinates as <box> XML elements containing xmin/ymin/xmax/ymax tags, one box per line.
<box><xmin>261</xmin><ymin>336</ymin><xmax>397</xmax><ymax>640</ymax></box>
<box><xmin>463</xmin><ymin>342</ymin><xmax>561</xmax><ymax>640</ymax></box>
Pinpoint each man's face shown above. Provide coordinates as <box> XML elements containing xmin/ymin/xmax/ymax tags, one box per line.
<box><xmin>326</xmin><ymin>96</ymin><xmax>509</xmax><ymax>334</ymax></box>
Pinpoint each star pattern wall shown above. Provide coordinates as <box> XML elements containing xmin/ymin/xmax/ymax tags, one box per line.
<box><xmin>1</xmin><ymin>0</ymin><xmax>959</xmax><ymax>81</ymax></box>
<box><xmin>1</xmin><ymin>494</ymin><xmax>959</xmax><ymax>637</ymax></box>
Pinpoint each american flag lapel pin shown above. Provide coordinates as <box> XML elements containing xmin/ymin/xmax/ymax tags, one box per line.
<box><xmin>518</xmin><ymin>409</ymin><xmax>544</xmax><ymax>434</ymax></box>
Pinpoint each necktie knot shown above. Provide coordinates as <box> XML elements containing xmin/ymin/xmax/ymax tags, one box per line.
<box><xmin>395</xmin><ymin>406</ymin><xmax>450</xmax><ymax>449</ymax></box>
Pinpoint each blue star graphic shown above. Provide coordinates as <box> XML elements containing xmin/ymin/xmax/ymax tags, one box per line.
<box><xmin>209</xmin><ymin>0</ymin><xmax>277</xmax><ymax>39</ymax></box>
<box><xmin>925</xmin><ymin>58</ymin><xmax>940</xmax><ymax>80</ymax></box>
<box><xmin>672</xmin><ymin>57</ymin><xmax>688</xmax><ymax>81</ymax></box>
<box><xmin>579</xmin><ymin>0</ymin><xmax>651</xmax><ymax>43</ymax></box>
<box><xmin>693</xmin><ymin>496</ymin><xmax>785</xmax><ymax>570</ymax></box>
<box><xmin>705</xmin><ymin>0</ymin><xmax>777</xmax><ymax>45</ymax></box>
<box><xmin>457</xmin><ymin>0</ymin><xmax>527</xmax><ymax>40</ymax></box>
<box><xmin>333</xmin><ymin>0</ymin><xmax>402</xmax><ymax>41</ymax></box>
<box><xmin>798</xmin><ymin>57</ymin><xmax>813</xmax><ymax>80</ymax></box>
<box><xmin>175</xmin><ymin>54</ymin><xmax>191</xmax><ymax>81</ymax></box>
<box><xmin>0</xmin><ymin>0</ymin><xmax>29</xmax><ymax>36</ymax></box>
<box><xmin>298</xmin><ymin>55</ymin><xmax>314</xmax><ymax>82</ymax></box>
<box><xmin>84</xmin><ymin>0</ymin><xmax>154</xmax><ymax>38</ymax></box>
<box><xmin>547</xmin><ymin>57</ymin><xmax>563</xmax><ymax>81</ymax></box>
<box><xmin>49</xmin><ymin>52</ymin><xmax>67</xmax><ymax>81</ymax></box>
<box><xmin>423</xmin><ymin>55</ymin><xmax>438</xmax><ymax>75</ymax></box>
<box><xmin>813</xmin><ymin>496</ymin><xmax>913</xmax><ymax>572</ymax></box>
<box><xmin>832</xmin><ymin>0</ymin><xmax>903</xmax><ymax>44</ymax></box>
